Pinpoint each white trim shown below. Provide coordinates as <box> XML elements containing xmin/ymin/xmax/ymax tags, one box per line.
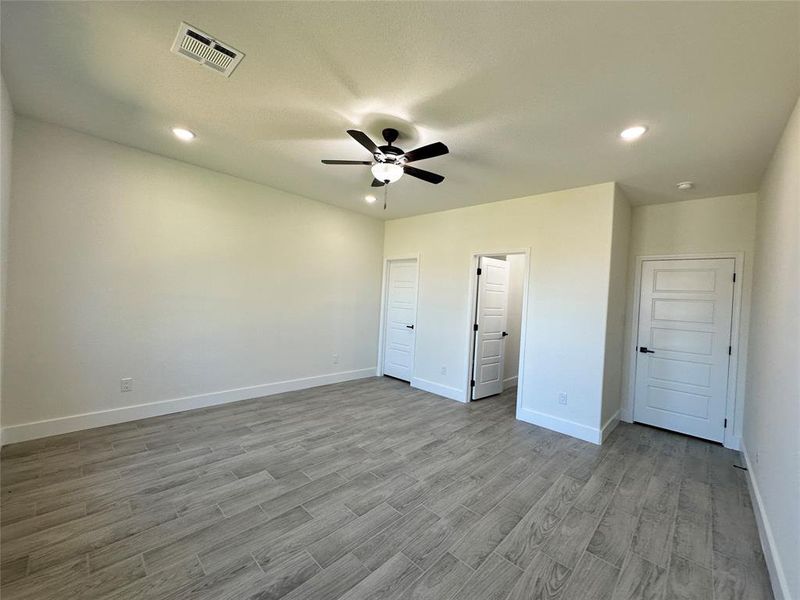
<box><xmin>741</xmin><ymin>440</ymin><xmax>790</xmax><ymax>600</ymax></box>
<box><xmin>601</xmin><ymin>410</ymin><xmax>620</xmax><ymax>442</ymax></box>
<box><xmin>503</xmin><ymin>375</ymin><xmax>518</xmax><ymax>387</ymax></box>
<box><xmin>723</xmin><ymin>435</ymin><xmax>741</xmax><ymax>451</ymax></box>
<box><xmin>0</xmin><ymin>368</ymin><xmax>375</xmax><ymax>445</ymax></box>
<box><xmin>624</xmin><ymin>252</ymin><xmax>745</xmax><ymax>449</ymax></box>
<box><xmin>464</xmin><ymin>249</ymin><xmax>531</xmax><ymax>418</ymax></box>
<box><xmin>376</xmin><ymin>254</ymin><xmax>420</xmax><ymax>379</ymax></box>
<box><xmin>516</xmin><ymin>406</ymin><xmax>602</xmax><ymax>444</ymax></box>
<box><xmin>410</xmin><ymin>377</ymin><xmax>465</xmax><ymax>403</ymax></box>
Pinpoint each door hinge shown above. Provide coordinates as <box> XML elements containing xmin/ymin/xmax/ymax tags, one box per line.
<box><xmin>724</xmin><ymin>418</ymin><xmax>728</xmax><ymax>428</ymax></box>
<box><xmin>473</xmin><ymin>323</ymin><xmax>479</xmax><ymax>332</ymax></box>
<box><xmin>476</xmin><ymin>267</ymin><xmax>482</xmax><ymax>276</ymax></box>
<box><xmin>732</xmin><ymin>273</ymin><xmax>736</xmax><ymax>283</ymax></box>
<box><xmin>728</xmin><ymin>345</ymin><xmax>732</xmax><ymax>355</ymax></box>
<box><xmin>470</xmin><ymin>379</ymin><xmax>476</xmax><ymax>387</ymax></box>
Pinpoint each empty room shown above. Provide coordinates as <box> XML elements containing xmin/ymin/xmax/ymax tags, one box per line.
<box><xmin>0</xmin><ymin>2</ymin><xmax>797</xmax><ymax>599</ymax></box>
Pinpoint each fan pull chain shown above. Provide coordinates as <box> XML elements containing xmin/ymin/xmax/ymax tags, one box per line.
<box><xmin>383</xmin><ymin>182</ymin><xmax>389</xmax><ymax>210</ymax></box>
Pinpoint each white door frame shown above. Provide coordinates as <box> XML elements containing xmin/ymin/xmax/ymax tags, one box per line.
<box><xmin>625</xmin><ymin>252</ymin><xmax>744</xmax><ymax>449</ymax></box>
<box><xmin>376</xmin><ymin>254</ymin><xmax>421</xmax><ymax>378</ymax></box>
<box><xmin>464</xmin><ymin>249</ymin><xmax>531</xmax><ymax>411</ymax></box>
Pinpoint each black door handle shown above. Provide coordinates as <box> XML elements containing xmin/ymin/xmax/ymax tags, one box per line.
<box><xmin>502</xmin><ymin>331</ymin><xmax>509</xmax><ymax>337</ymax></box>
<box><xmin>639</xmin><ymin>346</ymin><xmax>655</xmax><ymax>354</ymax></box>
<box><xmin>406</xmin><ymin>324</ymin><xmax>415</xmax><ymax>329</ymax></box>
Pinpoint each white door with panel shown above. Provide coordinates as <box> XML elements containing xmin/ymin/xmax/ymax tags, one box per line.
<box><xmin>382</xmin><ymin>259</ymin><xmax>418</xmax><ymax>382</ymax></box>
<box><xmin>472</xmin><ymin>257</ymin><xmax>510</xmax><ymax>400</ymax></box>
<box><xmin>634</xmin><ymin>258</ymin><xmax>735</xmax><ymax>442</ymax></box>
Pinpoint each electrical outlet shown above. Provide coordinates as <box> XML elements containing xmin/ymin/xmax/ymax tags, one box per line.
<box><xmin>558</xmin><ymin>392</ymin><xmax>568</xmax><ymax>405</ymax></box>
<box><xmin>121</xmin><ymin>378</ymin><xmax>133</xmax><ymax>393</ymax></box>
<box><xmin>332</xmin><ymin>353</ymin><xmax>339</xmax><ymax>365</ymax></box>
<box><xmin>441</xmin><ymin>366</ymin><xmax>447</xmax><ymax>375</ymax></box>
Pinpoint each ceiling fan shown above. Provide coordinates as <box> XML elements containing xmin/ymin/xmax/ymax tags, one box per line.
<box><xmin>322</xmin><ymin>128</ymin><xmax>448</xmax><ymax>187</ymax></box>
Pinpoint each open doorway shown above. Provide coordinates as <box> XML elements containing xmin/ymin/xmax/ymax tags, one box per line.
<box><xmin>468</xmin><ymin>253</ymin><xmax>526</xmax><ymax>402</ymax></box>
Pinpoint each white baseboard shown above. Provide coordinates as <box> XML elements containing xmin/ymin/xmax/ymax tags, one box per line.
<box><xmin>601</xmin><ymin>410</ymin><xmax>620</xmax><ymax>442</ymax></box>
<box><xmin>411</xmin><ymin>377</ymin><xmax>465</xmax><ymax>403</ymax></box>
<box><xmin>503</xmin><ymin>375</ymin><xmax>518</xmax><ymax>387</ymax></box>
<box><xmin>740</xmin><ymin>441</ymin><xmax>790</xmax><ymax>600</ymax></box>
<box><xmin>0</xmin><ymin>368</ymin><xmax>376</xmax><ymax>445</ymax></box>
<box><xmin>516</xmin><ymin>406</ymin><xmax>602</xmax><ymax>444</ymax></box>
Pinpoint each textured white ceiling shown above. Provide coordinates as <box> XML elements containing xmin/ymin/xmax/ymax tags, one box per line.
<box><xmin>2</xmin><ymin>1</ymin><xmax>798</xmax><ymax>218</ymax></box>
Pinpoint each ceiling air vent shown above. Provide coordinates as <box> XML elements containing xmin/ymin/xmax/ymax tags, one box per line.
<box><xmin>171</xmin><ymin>22</ymin><xmax>244</xmax><ymax>77</ymax></box>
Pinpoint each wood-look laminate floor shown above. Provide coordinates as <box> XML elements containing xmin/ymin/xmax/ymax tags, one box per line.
<box><xmin>0</xmin><ymin>377</ymin><xmax>772</xmax><ymax>600</ymax></box>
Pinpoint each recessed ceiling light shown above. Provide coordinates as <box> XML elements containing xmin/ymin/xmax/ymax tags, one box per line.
<box><xmin>620</xmin><ymin>125</ymin><xmax>648</xmax><ymax>141</ymax></box>
<box><xmin>172</xmin><ymin>127</ymin><xmax>196</xmax><ymax>142</ymax></box>
<box><xmin>677</xmin><ymin>181</ymin><xmax>694</xmax><ymax>190</ymax></box>
<box><xmin>365</xmin><ymin>195</ymin><xmax>377</xmax><ymax>204</ymax></box>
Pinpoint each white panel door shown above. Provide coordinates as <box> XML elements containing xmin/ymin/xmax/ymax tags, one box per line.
<box><xmin>383</xmin><ymin>259</ymin><xmax>418</xmax><ymax>382</ymax></box>
<box><xmin>634</xmin><ymin>258</ymin><xmax>735</xmax><ymax>442</ymax></box>
<box><xmin>472</xmin><ymin>257</ymin><xmax>510</xmax><ymax>399</ymax></box>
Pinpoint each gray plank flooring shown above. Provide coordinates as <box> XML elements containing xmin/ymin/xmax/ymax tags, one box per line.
<box><xmin>0</xmin><ymin>377</ymin><xmax>772</xmax><ymax>599</ymax></box>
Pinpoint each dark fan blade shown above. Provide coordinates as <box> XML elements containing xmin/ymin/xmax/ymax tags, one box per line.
<box><xmin>403</xmin><ymin>165</ymin><xmax>444</xmax><ymax>184</ymax></box>
<box><xmin>347</xmin><ymin>130</ymin><xmax>380</xmax><ymax>155</ymax></box>
<box><xmin>371</xmin><ymin>179</ymin><xmax>385</xmax><ymax>187</ymax></box>
<box><xmin>321</xmin><ymin>160</ymin><xmax>372</xmax><ymax>165</ymax></box>
<box><xmin>402</xmin><ymin>141</ymin><xmax>449</xmax><ymax>163</ymax></box>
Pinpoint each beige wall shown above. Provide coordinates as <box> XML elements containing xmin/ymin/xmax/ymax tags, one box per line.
<box><xmin>0</xmin><ymin>76</ymin><xmax>13</xmax><ymax>440</ymax></box>
<box><xmin>2</xmin><ymin>118</ymin><xmax>385</xmax><ymax>442</ymax></box>
<box><xmin>622</xmin><ymin>192</ymin><xmax>758</xmax><ymax>445</ymax></box>
<box><xmin>600</xmin><ymin>186</ymin><xmax>631</xmax><ymax>429</ymax></box>
<box><xmin>385</xmin><ymin>182</ymin><xmax>618</xmax><ymax>442</ymax></box>
<box><xmin>744</xmin><ymin>97</ymin><xmax>799</xmax><ymax>600</ymax></box>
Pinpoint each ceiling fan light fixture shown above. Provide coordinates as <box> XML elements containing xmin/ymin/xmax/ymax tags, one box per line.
<box><xmin>371</xmin><ymin>162</ymin><xmax>404</xmax><ymax>183</ymax></box>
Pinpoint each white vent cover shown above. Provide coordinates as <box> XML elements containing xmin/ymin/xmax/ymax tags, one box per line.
<box><xmin>171</xmin><ymin>22</ymin><xmax>244</xmax><ymax>77</ymax></box>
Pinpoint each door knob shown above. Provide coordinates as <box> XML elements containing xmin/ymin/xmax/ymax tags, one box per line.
<box><xmin>502</xmin><ymin>331</ymin><xmax>509</xmax><ymax>337</ymax></box>
<box><xmin>406</xmin><ymin>324</ymin><xmax>415</xmax><ymax>329</ymax></box>
<box><xmin>639</xmin><ymin>346</ymin><xmax>655</xmax><ymax>353</ymax></box>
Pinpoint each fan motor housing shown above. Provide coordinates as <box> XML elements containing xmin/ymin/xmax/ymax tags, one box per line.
<box><xmin>378</xmin><ymin>146</ymin><xmax>404</xmax><ymax>158</ymax></box>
